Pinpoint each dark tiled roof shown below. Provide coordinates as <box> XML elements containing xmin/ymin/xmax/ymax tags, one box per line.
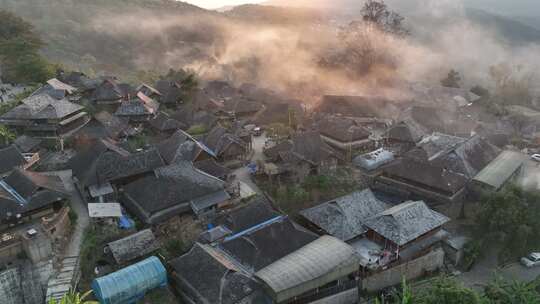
<box><xmin>364</xmin><ymin>201</ymin><xmax>449</xmax><ymax>246</ymax></box>
<box><xmin>157</xmin><ymin>130</ymin><xmax>215</xmax><ymax>164</ymax></box>
<box><xmin>204</xmin><ymin>126</ymin><xmax>246</xmax><ymax>157</ymax></box>
<box><xmin>290</xmin><ymin>131</ymin><xmax>342</xmax><ymax>165</ymax></box>
<box><xmin>115</xmin><ymin>92</ymin><xmax>159</xmax><ymax>117</ymax></box>
<box><xmin>195</xmin><ymin>159</ymin><xmax>230</xmax><ymax>180</ymax></box>
<box><xmin>430</xmin><ymin>135</ymin><xmax>500</xmax><ymax>178</ymax></box>
<box><xmin>0</xmin><ymin>146</ymin><xmax>26</xmax><ymax>175</ymax></box>
<box><xmin>254</xmin><ymin>103</ymin><xmax>303</xmax><ymax>126</ymax></box>
<box><xmin>149</xmin><ymin>112</ymin><xmax>184</xmax><ymax>132</ymax></box>
<box><xmin>69</xmin><ymin>140</ymin><xmax>163</xmax><ymax>187</ymax></box>
<box><xmin>382</xmin><ymin>158</ymin><xmax>468</xmax><ymax>195</ymax></box>
<box><xmin>92</xmin><ymin>111</ymin><xmax>130</xmax><ymax>138</ymax></box>
<box><xmin>263</xmin><ymin>141</ymin><xmax>293</xmax><ymax>161</ymax></box>
<box><xmin>221</xmin><ymin>218</ymin><xmax>317</xmax><ymax>271</ymax></box>
<box><xmin>317</xmin><ymin>116</ymin><xmax>370</xmax><ymax>142</ymax></box>
<box><xmin>317</xmin><ymin>95</ymin><xmax>395</xmax><ymax>118</ymax></box>
<box><xmin>91</xmin><ymin>79</ymin><xmax>125</xmax><ymax>102</ymax></box>
<box><xmin>386</xmin><ymin>121</ymin><xmax>427</xmax><ymax>143</ymax></box>
<box><xmin>155</xmin><ymin>80</ymin><xmax>182</xmax><ymax>104</ymax></box>
<box><xmin>213</xmin><ymin>196</ymin><xmax>280</xmax><ymax>234</ymax></box>
<box><xmin>1</xmin><ymin>94</ymin><xmax>83</xmax><ymax>120</ymax></box>
<box><xmin>170</xmin><ymin>243</ymin><xmax>263</xmax><ymax>304</ymax></box>
<box><xmin>300</xmin><ymin>189</ymin><xmax>389</xmax><ymax>241</ymax></box>
<box><xmin>122</xmin><ymin>162</ymin><xmax>228</xmax><ymax>223</ymax></box>
<box><xmin>107</xmin><ymin>229</ymin><xmax>160</xmax><ymax>264</ymax></box>
<box><xmin>13</xmin><ymin>136</ymin><xmax>41</xmax><ymax>153</ymax></box>
<box><xmin>0</xmin><ymin>169</ymin><xmax>68</xmax><ymax>221</ymax></box>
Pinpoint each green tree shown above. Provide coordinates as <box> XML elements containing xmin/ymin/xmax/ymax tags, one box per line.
<box><xmin>0</xmin><ymin>10</ymin><xmax>54</xmax><ymax>84</ymax></box>
<box><xmin>484</xmin><ymin>278</ymin><xmax>540</xmax><ymax>304</ymax></box>
<box><xmin>475</xmin><ymin>185</ymin><xmax>540</xmax><ymax>262</ymax></box>
<box><xmin>0</xmin><ymin>125</ymin><xmax>16</xmax><ymax>146</ymax></box>
<box><xmin>416</xmin><ymin>277</ymin><xmax>482</xmax><ymax>304</ymax></box>
<box><xmin>48</xmin><ymin>290</ymin><xmax>98</xmax><ymax>304</ymax></box>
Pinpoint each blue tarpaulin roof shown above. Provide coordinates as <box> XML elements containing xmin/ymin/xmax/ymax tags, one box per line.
<box><xmin>92</xmin><ymin>256</ymin><xmax>167</xmax><ymax>304</ymax></box>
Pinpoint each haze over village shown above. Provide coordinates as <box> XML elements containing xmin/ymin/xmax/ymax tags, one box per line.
<box><xmin>1</xmin><ymin>0</ymin><xmax>540</xmax><ymax>303</ymax></box>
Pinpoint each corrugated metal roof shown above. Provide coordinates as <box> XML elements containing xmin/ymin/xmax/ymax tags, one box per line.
<box><xmin>255</xmin><ymin>236</ymin><xmax>359</xmax><ymax>302</ymax></box>
<box><xmin>473</xmin><ymin>150</ymin><xmax>526</xmax><ymax>190</ymax></box>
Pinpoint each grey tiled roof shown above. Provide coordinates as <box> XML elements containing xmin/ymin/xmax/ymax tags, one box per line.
<box><xmin>364</xmin><ymin>201</ymin><xmax>449</xmax><ymax>246</ymax></box>
<box><xmin>122</xmin><ymin>162</ymin><xmax>227</xmax><ymax>222</ymax></box>
<box><xmin>1</xmin><ymin>94</ymin><xmax>83</xmax><ymax>120</ymax></box>
<box><xmin>107</xmin><ymin>229</ymin><xmax>160</xmax><ymax>264</ymax></box>
<box><xmin>0</xmin><ymin>146</ymin><xmax>27</xmax><ymax>175</ymax></box>
<box><xmin>300</xmin><ymin>189</ymin><xmax>389</xmax><ymax>241</ymax></box>
<box><xmin>170</xmin><ymin>243</ymin><xmax>263</xmax><ymax>304</ymax></box>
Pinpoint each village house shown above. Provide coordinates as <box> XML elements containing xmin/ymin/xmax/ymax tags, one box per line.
<box><xmin>194</xmin><ymin>159</ymin><xmax>231</xmax><ymax>181</ymax></box>
<box><xmin>174</xmin><ymin>197</ymin><xmax>361</xmax><ymax>304</ymax></box>
<box><xmin>73</xmin><ymin>111</ymin><xmax>134</xmax><ymax>143</ymax></box>
<box><xmin>171</xmin><ymin>104</ymin><xmax>218</xmax><ymax>131</ymax></box>
<box><xmin>68</xmin><ymin>139</ymin><xmax>165</xmax><ymax>201</ymax></box>
<box><xmin>0</xmin><ymin>145</ymin><xmax>39</xmax><ymax>177</ymax></box>
<box><xmin>316</xmin><ymin>116</ymin><xmax>373</xmax><ymax>153</ymax></box>
<box><xmin>299</xmin><ymin>189</ymin><xmax>389</xmax><ymax>242</ymax></box>
<box><xmin>203</xmin><ymin>125</ymin><xmax>250</xmax><ymax>163</ymax></box>
<box><xmin>121</xmin><ymin>162</ymin><xmax>230</xmax><ymax>224</ymax></box>
<box><xmin>114</xmin><ymin>92</ymin><xmax>159</xmax><ymax>122</ymax></box>
<box><xmin>316</xmin><ymin>95</ymin><xmax>399</xmax><ymax>119</ymax></box>
<box><xmin>31</xmin><ymin>78</ymin><xmax>78</xmax><ymax>101</ymax></box>
<box><xmin>0</xmin><ymin>169</ymin><xmax>69</xmax><ymax>230</ymax></box>
<box><xmin>361</xmin><ymin>200</ymin><xmax>449</xmax><ymax>267</ymax></box>
<box><xmin>12</xmin><ymin>135</ymin><xmax>42</xmax><ymax>154</ymax></box>
<box><xmin>0</xmin><ymin>94</ymin><xmax>90</xmax><ymax>139</ymax></box>
<box><xmin>170</xmin><ymin>242</ymin><xmax>268</xmax><ymax>304</ymax></box>
<box><xmin>471</xmin><ymin>150</ymin><xmax>527</xmax><ymax>194</ymax></box>
<box><xmin>253</xmin><ymin>102</ymin><xmax>304</xmax><ymax>127</ymax></box>
<box><xmin>384</xmin><ymin>120</ymin><xmax>428</xmax><ymax>155</ymax></box>
<box><xmin>104</xmin><ymin>229</ymin><xmax>160</xmax><ymax>266</ymax></box>
<box><xmin>156</xmin><ymin>129</ymin><xmax>215</xmax><ymax>165</ymax></box>
<box><xmin>91</xmin><ymin>79</ymin><xmax>134</xmax><ymax>105</ymax></box>
<box><xmin>155</xmin><ymin>80</ymin><xmax>183</xmax><ymax>105</ymax></box>
<box><xmin>263</xmin><ymin>131</ymin><xmax>343</xmax><ymax>183</ymax></box>
<box><xmin>136</xmin><ymin>83</ymin><xmax>162</xmax><ymax>100</ymax></box>
<box><xmin>58</xmin><ymin>71</ymin><xmax>103</xmax><ymax>92</ymax></box>
<box><xmin>148</xmin><ymin>112</ymin><xmax>185</xmax><ymax>135</ymax></box>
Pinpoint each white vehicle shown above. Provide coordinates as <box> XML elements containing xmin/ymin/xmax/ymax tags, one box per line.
<box><xmin>26</xmin><ymin>228</ymin><xmax>38</xmax><ymax>238</ymax></box>
<box><xmin>531</xmin><ymin>154</ymin><xmax>540</xmax><ymax>162</ymax></box>
<box><xmin>521</xmin><ymin>252</ymin><xmax>540</xmax><ymax>268</ymax></box>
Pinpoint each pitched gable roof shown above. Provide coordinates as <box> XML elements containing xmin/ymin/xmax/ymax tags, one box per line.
<box><xmin>290</xmin><ymin>131</ymin><xmax>342</xmax><ymax>165</ymax></box>
<box><xmin>13</xmin><ymin>135</ymin><xmax>41</xmax><ymax>153</ymax></box>
<box><xmin>69</xmin><ymin>139</ymin><xmax>163</xmax><ymax>187</ymax></box>
<box><xmin>115</xmin><ymin>92</ymin><xmax>159</xmax><ymax>117</ymax></box>
<box><xmin>1</xmin><ymin>94</ymin><xmax>83</xmax><ymax>120</ymax></box>
<box><xmin>364</xmin><ymin>201</ymin><xmax>449</xmax><ymax>246</ymax></box>
<box><xmin>122</xmin><ymin>162</ymin><xmax>228</xmax><ymax>223</ymax></box>
<box><xmin>317</xmin><ymin>116</ymin><xmax>370</xmax><ymax>142</ymax></box>
<box><xmin>0</xmin><ymin>146</ymin><xmax>27</xmax><ymax>175</ymax></box>
<box><xmin>149</xmin><ymin>112</ymin><xmax>184</xmax><ymax>132</ymax></box>
<box><xmin>170</xmin><ymin>243</ymin><xmax>263</xmax><ymax>304</ymax></box>
<box><xmin>157</xmin><ymin>130</ymin><xmax>215</xmax><ymax>164</ymax></box>
<box><xmin>382</xmin><ymin>158</ymin><xmax>468</xmax><ymax>195</ymax></box>
<box><xmin>0</xmin><ymin>169</ymin><xmax>68</xmax><ymax>221</ymax></box>
<box><xmin>221</xmin><ymin>218</ymin><xmax>318</xmax><ymax>272</ymax></box>
<box><xmin>204</xmin><ymin>126</ymin><xmax>246</xmax><ymax>157</ymax></box>
<box><xmin>300</xmin><ymin>189</ymin><xmax>389</xmax><ymax>241</ymax></box>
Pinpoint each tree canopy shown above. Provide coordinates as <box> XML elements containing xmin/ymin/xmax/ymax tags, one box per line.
<box><xmin>475</xmin><ymin>185</ymin><xmax>540</xmax><ymax>263</ymax></box>
<box><xmin>0</xmin><ymin>10</ymin><xmax>54</xmax><ymax>84</ymax></box>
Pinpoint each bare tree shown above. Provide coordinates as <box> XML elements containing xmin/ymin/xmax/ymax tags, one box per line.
<box><xmin>319</xmin><ymin>0</ymin><xmax>408</xmax><ymax>78</ymax></box>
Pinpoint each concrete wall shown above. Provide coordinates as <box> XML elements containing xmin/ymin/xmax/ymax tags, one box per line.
<box><xmin>361</xmin><ymin>248</ymin><xmax>445</xmax><ymax>292</ymax></box>
<box><xmin>22</xmin><ymin>232</ymin><xmax>53</xmax><ymax>264</ymax></box>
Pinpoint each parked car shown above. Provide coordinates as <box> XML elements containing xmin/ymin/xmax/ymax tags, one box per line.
<box><xmin>521</xmin><ymin>252</ymin><xmax>540</xmax><ymax>268</ymax></box>
<box><xmin>531</xmin><ymin>154</ymin><xmax>540</xmax><ymax>162</ymax></box>
<box><xmin>253</xmin><ymin>127</ymin><xmax>263</xmax><ymax>136</ymax></box>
